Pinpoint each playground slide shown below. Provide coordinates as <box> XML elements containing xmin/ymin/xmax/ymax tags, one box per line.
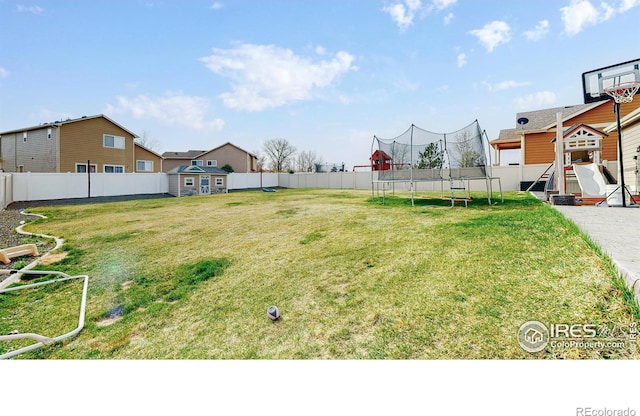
<box><xmin>572</xmin><ymin>163</ymin><xmax>607</xmax><ymax>196</ymax></box>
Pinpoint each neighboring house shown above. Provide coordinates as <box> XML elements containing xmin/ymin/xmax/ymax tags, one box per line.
<box><xmin>604</xmin><ymin>106</ymin><xmax>640</xmax><ymax>194</ymax></box>
<box><xmin>162</xmin><ymin>142</ymin><xmax>258</xmax><ymax>173</ymax></box>
<box><xmin>133</xmin><ymin>142</ymin><xmax>164</xmax><ymax>173</ymax></box>
<box><xmin>0</xmin><ymin>114</ymin><xmax>162</xmax><ymax>173</ymax></box>
<box><xmin>490</xmin><ymin>100</ymin><xmax>640</xmax><ymax>167</ymax></box>
<box><xmin>161</xmin><ymin>149</ymin><xmax>207</xmax><ymax>173</ymax></box>
<box><xmin>166</xmin><ymin>165</ymin><xmax>228</xmax><ymax>197</ymax></box>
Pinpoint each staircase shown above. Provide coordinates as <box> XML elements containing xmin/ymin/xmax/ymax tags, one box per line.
<box><xmin>525</xmin><ymin>162</ymin><xmax>555</xmax><ymax>193</ymax></box>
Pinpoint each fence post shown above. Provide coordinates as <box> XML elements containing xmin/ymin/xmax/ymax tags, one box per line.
<box><xmin>0</xmin><ymin>175</ymin><xmax>5</xmax><ymax>209</ymax></box>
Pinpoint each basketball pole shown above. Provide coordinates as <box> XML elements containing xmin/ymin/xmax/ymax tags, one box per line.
<box><xmin>614</xmin><ymin>101</ymin><xmax>627</xmax><ymax>207</ymax></box>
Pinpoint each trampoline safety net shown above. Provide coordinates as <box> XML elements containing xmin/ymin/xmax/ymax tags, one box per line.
<box><xmin>371</xmin><ymin>120</ymin><xmax>491</xmax><ymax>181</ymax></box>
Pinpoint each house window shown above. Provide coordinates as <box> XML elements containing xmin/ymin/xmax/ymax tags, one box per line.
<box><xmin>191</xmin><ymin>160</ymin><xmax>204</xmax><ymax>167</ymax></box>
<box><xmin>137</xmin><ymin>160</ymin><xmax>154</xmax><ymax>172</ymax></box>
<box><xmin>23</xmin><ymin>132</ymin><xmax>27</xmax><ymax>143</ymax></box>
<box><xmin>75</xmin><ymin>163</ymin><xmax>97</xmax><ymax>173</ymax></box>
<box><xmin>104</xmin><ymin>164</ymin><xmax>125</xmax><ymax>173</ymax></box>
<box><xmin>47</xmin><ymin>128</ymin><xmax>52</xmax><ymax>140</ymax></box>
<box><xmin>207</xmin><ymin>160</ymin><xmax>217</xmax><ymax>167</ymax></box>
<box><xmin>104</xmin><ymin>134</ymin><xmax>125</xmax><ymax>149</ymax></box>
<box><xmin>184</xmin><ymin>177</ymin><xmax>194</xmax><ymax>186</ymax></box>
<box><xmin>215</xmin><ymin>177</ymin><xmax>224</xmax><ymax>186</ymax></box>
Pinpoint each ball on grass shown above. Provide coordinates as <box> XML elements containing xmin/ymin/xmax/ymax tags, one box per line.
<box><xmin>267</xmin><ymin>305</ymin><xmax>280</xmax><ymax>321</ymax></box>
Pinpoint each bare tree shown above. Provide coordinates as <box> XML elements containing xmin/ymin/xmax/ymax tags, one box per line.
<box><xmin>390</xmin><ymin>142</ymin><xmax>410</xmax><ymax>169</ymax></box>
<box><xmin>135</xmin><ymin>130</ymin><xmax>161</xmax><ymax>151</ymax></box>
<box><xmin>263</xmin><ymin>138</ymin><xmax>297</xmax><ymax>172</ymax></box>
<box><xmin>296</xmin><ymin>150</ymin><xmax>322</xmax><ymax>172</ymax></box>
<box><xmin>453</xmin><ymin>131</ymin><xmax>481</xmax><ymax>168</ymax></box>
<box><xmin>252</xmin><ymin>150</ymin><xmax>267</xmax><ymax>172</ymax></box>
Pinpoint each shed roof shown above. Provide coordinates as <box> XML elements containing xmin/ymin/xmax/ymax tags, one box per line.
<box><xmin>370</xmin><ymin>149</ymin><xmax>392</xmax><ymax>161</ymax></box>
<box><xmin>167</xmin><ymin>165</ymin><xmax>228</xmax><ymax>175</ymax></box>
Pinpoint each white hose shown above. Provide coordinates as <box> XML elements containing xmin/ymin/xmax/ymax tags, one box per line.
<box><xmin>1</xmin><ymin>211</ymin><xmax>89</xmax><ymax>359</ymax></box>
<box><xmin>0</xmin><ymin>270</ymin><xmax>89</xmax><ymax>359</ymax></box>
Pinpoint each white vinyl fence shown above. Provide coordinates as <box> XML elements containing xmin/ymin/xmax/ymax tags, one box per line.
<box><xmin>1</xmin><ymin>166</ymin><xmax>573</xmax><ymax>209</ymax></box>
<box><xmin>10</xmin><ymin>172</ymin><xmax>168</xmax><ymax>204</ymax></box>
<box><xmin>0</xmin><ymin>174</ymin><xmax>13</xmax><ymax>209</ymax></box>
<box><xmin>277</xmin><ymin>171</ymin><xmax>372</xmax><ymax>189</ymax></box>
<box><xmin>227</xmin><ymin>172</ymin><xmax>278</xmax><ymax>190</ymax></box>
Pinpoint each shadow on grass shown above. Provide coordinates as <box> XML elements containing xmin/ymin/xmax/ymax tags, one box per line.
<box><xmin>367</xmin><ymin>191</ymin><xmax>540</xmax><ymax>210</ymax></box>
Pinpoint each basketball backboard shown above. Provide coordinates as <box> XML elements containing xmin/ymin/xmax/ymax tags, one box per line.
<box><xmin>582</xmin><ymin>58</ymin><xmax>640</xmax><ymax>104</ymax></box>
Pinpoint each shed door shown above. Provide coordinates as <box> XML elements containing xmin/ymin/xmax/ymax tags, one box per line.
<box><xmin>200</xmin><ymin>175</ymin><xmax>210</xmax><ymax>195</ymax></box>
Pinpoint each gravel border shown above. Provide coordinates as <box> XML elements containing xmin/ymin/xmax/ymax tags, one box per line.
<box><xmin>1</xmin><ymin>194</ymin><xmax>173</xmax><ymax>279</ymax></box>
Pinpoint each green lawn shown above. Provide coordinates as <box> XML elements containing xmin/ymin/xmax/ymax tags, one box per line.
<box><xmin>1</xmin><ymin>189</ymin><xmax>638</xmax><ymax>359</ymax></box>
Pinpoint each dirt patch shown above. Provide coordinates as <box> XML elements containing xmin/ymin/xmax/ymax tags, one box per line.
<box><xmin>38</xmin><ymin>251</ymin><xmax>68</xmax><ymax>265</ymax></box>
<box><xmin>121</xmin><ymin>280</ymin><xmax>133</xmax><ymax>290</ymax></box>
<box><xmin>95</xmin><ymin>316</ymin><xmax>123</xmax><ymax>327</ymax></box>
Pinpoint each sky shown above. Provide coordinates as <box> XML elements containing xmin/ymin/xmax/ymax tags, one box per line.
<box><xmin>1</xmin><ymin>0</ymin><xmax>639</xmax><ymax>170</ymax></box>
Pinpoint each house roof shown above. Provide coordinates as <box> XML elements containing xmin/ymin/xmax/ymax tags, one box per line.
<box><xmin>0</xmin><ymin>114</ymin><xmax>138</xmax><ymax>137</ymax></box>
<box><xmin>604</xmin><ymin>106</ymin><xmax>640</xmax><ymax>132</ymax></box>
<box><xmin>208</xmin><ymin>142</ymin><xmax>258</xmax><ymax>158</ymax></box>
<box><xmin>515</xmin><ymin>101</ymin><xmax>609</xmax><ymax>131</ymax></box>
<box><xmin>167</xmin><ymin>165</ymin><xmax>228</xmax><ymax>175</ymax></box>
<box><xmin>161</xmin><ymin>150</ymin><xmax>208</xmax><ymax>159</ymax></box>
<box><xmin>490</xmin><ymin>128</ymin><xmax>521</xmax><ymax>149</ymax></box>
<box><xmin>164</xmin><ymin>142</ymin><xmax>259</xmax><ymax>160</ymax></box>
<box><xmin>134</xmin><ymin>142</ymin><xmax>163</xmax><ymax>158</ymax></box>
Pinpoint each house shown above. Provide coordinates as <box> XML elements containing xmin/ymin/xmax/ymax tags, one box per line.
<box><xmin>166</xmin><ymin>165</ymin><xmax>228</xmax><ymax>197</ymax></box>
<box><xmin>604</xmin><ymin>106</ymin><xmax>640</xmax><ymax>194</ymax></box>
<box><xmin>162</xmin><ymin>142</ymin><xmax>258</xmax><ymax>173</ymax></box>
<box><xmin>491</xmin><ymin>100</ymin><xmax>640</xmax><ymax>167</ymax></box>
<box><xmin>0</xmin><ymin>114</ymin><xmax>163</xmax><ymax>173</ymax></box>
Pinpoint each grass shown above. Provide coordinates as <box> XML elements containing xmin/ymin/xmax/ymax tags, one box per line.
<box><xmin>1</xmin><ymin>188</ymin><xmax>638</xmax><ymax>359</ymax></box>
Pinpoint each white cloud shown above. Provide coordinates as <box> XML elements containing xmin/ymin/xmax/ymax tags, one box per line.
<box><xmin>443</xmin><ymin>12</ymin><xmax>454</xmax><ymax>24</ymax></box>
<box><xmin>484</xmin><ymin>80</ymin><xmax>531</xmax><ymax>92</ymax></box>
<box><xmin>200</xmin><ymin>43</ymin><xmax>357</xmax><ymax>112</ymax></box>
<box><xmin>383</xmin><ymin>0</ymin><xmax>422</xmax><ymax>30</ymax></box>
<box><xmin>524</xmin><ymin>20</ymin><xmax>550</xmax><ymax>41</ymax></box>
<box><xmin>16</xmin><ymin>5</ymin><xmax>44</xmax><ymax>14</ymax></box>
<box><xmin>514</xmin><ymin>91</ymin><xmax>557</xmax><ymax>110</ymax></box>
<box><xmin>559</xmin><ymin>0</ymin><xmax>621</xmax><ymax>35</ymax></box>
<box><xmin>105</xmin><ymin>92</ymin><xmax>224</xmax><ymax>130</ymax></box>
<box><xmin>431</xmin><ymin>0</ymin><xmax>457</xmax><ymax>10</ymax></box>
<box><xmin>0</xmin><ymin>67</ymin><xmax>9</xmax><ymax>79</ymax></box>
<box><xmin>619</xmin><ymin>0</ymin><xmax>640</xmax><ymax>12</ymax></box>
<box><xmin>209</xmin><ymin>2</ymin><xmax>223</xmax><ymax>10</ymax></box>
<box><xmin>457</xmin><ymin>53</ymin><xmax>467</xmax><ymax>68</ymax></box>
<box><xmin>470</xmin><ymin>21</ymin><xmax>511</xmax><ymax>52</ymax></box>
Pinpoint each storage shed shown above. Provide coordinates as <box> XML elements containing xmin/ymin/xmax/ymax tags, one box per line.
<box><xmin>167</xmin><ymin>165</ymin><xmax>228</xmax><ymax>197</ymax></box>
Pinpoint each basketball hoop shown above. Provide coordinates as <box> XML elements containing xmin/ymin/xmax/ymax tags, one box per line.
<box><xmin>603</xmin><ymin>81</ymin><xmax>640</xmax><ymax>103</ymax></box>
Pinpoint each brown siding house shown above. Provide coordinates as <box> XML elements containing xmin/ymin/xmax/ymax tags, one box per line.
<box><xmin>491</xmin><ymin>99</ymin><xmax>640</xmax><ymax>166</ymax></box>
<box><xmin>162</xmin><ymin>142</ymin><xmax>258</xmax><ymax>173</ymax></box>
<box><xmin>0</xmin><ymin>114</ymin><xmax>161</xmax><ymax>173</ymax></box>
